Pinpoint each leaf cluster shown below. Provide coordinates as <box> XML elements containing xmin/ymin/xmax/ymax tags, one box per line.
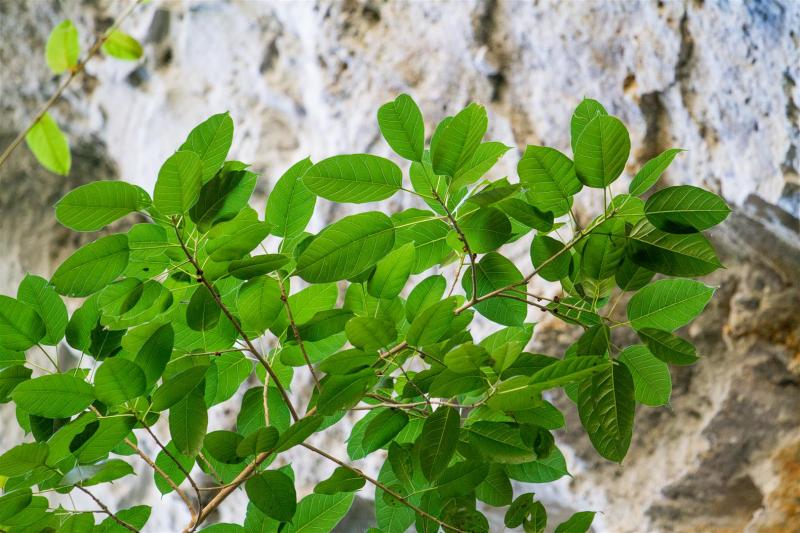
<box><xmin>0</xmin><ymin>96</ymin><xmax>728</xmax><ymax>532</ymax></box>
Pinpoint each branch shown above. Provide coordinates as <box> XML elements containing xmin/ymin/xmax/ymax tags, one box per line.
<box><xmin>431</xmin><ymin>190</ymin><xmax>478</xmax><ymax>302</ymax></box>
<box><xmin>0</xmin><ymin>0</ymin><xmax>144</xmax><ymax>174</ymax></box>
<box><xmin>75</xmin><ymin>485</ymin><xmax>140</xmax><ymax>533</ymax></box>
<box><xmin>301</xmin><ymin>443</ymin><xmax>466</xmax><ymax>533</ymax></box>
<box><xmin>173</xmin><ymin>223</ymin><xmax>299</xmax><ymax>422</ymax></box>
<box><xmin>277</xmin><ymin>272</ymin><xmax>321</xmax><ymax>392</ymax></box>
<box><xmin>139</xmin><ymin>419</ymin><xmax>202</xmax><ymax>510</ymax></box>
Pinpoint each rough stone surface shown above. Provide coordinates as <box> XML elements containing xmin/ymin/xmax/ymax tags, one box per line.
<box><xmin>1</xmin><ymin>1</ymin><xmax>798</xmax><ymax>531</ymax></box>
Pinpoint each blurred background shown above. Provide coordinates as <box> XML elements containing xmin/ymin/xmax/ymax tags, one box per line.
<box><xmin>1</xmin><ymin>1</ymin><xmax>798</xmax><ymax>531</ymax></box>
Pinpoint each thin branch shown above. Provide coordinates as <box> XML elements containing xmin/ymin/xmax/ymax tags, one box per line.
<box><xmin>431</xmin><ymin>190</ymin><xmax>478</xmax><ymax>303</ymax></box>
<box><xmin>277</xmin><ymin>272</ymin><xmax>321</xmax><ymax>392</ymax></box>
<box><xmin>173</xmin><ymin>222</ymin><xmax>299</xmax><ymax>422</ymax></box>
<box><xmin>301</xmin><ymin>443</ymin><xmax>466</xmax><ymax>533</ymax></box>
<box><xmin>0</xmin><ymin>0</ymin><xmax>144</xmax><ymax>174</ymax></box>
<box><xmin>75</xmin><ymin>485</ymin><xmax>140</xmax><ymax>533</ymax></box>
<box><xmin>139</xmin><ymin>419</ymin><xmax>202</xmax><ymax>509</ymax></box>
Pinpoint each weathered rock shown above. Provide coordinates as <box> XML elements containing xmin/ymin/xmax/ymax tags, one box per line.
<box><xmin>1</xmin><ymin>1</ymin><xmax>798</xmax><ymax>531</ymax></box>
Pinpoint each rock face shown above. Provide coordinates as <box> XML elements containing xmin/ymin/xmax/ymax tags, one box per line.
<box><xmin>1</xmin><ymin>1</ymin><xmax>798</xmax><ymax>531</ymax></box>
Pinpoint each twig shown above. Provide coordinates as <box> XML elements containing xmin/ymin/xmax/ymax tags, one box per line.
<box><xmin>301</xmin><ymin>443</ymin><xmax>466</xmax><ymax>533</ymax></box>
<box><xmin>277</xmin><ymin>272</ymin><xmax>321</xmax><ymax>392</ymax></box>
<box><xmin>431</xmin><ymin>190</ymin><xmax>478</xmax><ymax>303</ymax></box>
<box><xmin>0</xmin><ymin>0</ymin><xmax>144</xmax><ymax>173</ymax></box>
<box><xmin>173</xmin><ymin>223</ymin><xmax>299</xmax><ymax>422</ymax></box>
<box><xmin>75</xmin><ymin>485</ymin><xmax>140</xmax><ymax>533</ymax></box>
<box><xmin>140</xmin><ymin>420</ymin><xmax>202</xmax><ymax>510</ymax></box>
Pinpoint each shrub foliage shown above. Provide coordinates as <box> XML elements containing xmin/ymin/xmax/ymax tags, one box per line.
<box><xmin>0</xmin><ymin>95</ymin><xmax>729</xmax><ymax>532</ymax></box>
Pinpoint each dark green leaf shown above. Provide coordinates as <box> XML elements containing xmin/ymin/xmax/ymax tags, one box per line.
<box><xmin>236</xmin><ymin>427</ymin><xmax>279</xmax><ymax>457</ymax></box>
<box><xmin>16</xmin><ymin>276</ymin><xmax>66</xmax><ymax>347</ymax></box>
<box><xmin>0</xmin><ymin>488</ymin><xmax>33</xmax><ymax>522</ymax></box>
<box><xmin>618</xmin><ymin>345</ymin><xmax>671</xmax><ymax>406</ymax></box>
<box><xmin>628</xmin><ymin>219</ymin><xmax>722</xmax><ymax>276</ymax></box>
<box><xmin>152</xmin><ymin>365</ymin><xmax>209</xmax><ymax>411</ymax></box>
<box><xmin>497</xmin><ymin>198</ymin><xmax>554</xmax><ymax>232</ymax></box>
<box><xmin>0</xmin><ymin>443</ymin><xmax>49</xmax><ymax>477</ymax></box>
<box><xmin>417</xmin><ymin>406</ymin><xmax>460</xmax><ymax>481</ymax></box>
<box><xmin>266</xmin><ymin>158</ymin><xmax>316</xmax><ymax>237</ymax></box>
<box><xmin>275</xmin><ymin>415</ymin><xmax>323</xmax><ymax>453</ymax></box>
<box><xmin>530</xmin><ymin>234</ymin><xmax>570</xmax><ymax>282</ymax></box>
<box><xmin>577</xmin><ymin>363</ymin><xmax>635</xmax><ymax>462</ymax></box>
<box><xmin>570</xmin><ymin>98</ymin><xmax>607</xmax><ymax>153</ymax></box>
<box><xmin>362</xmin><ymin>409</ymin><xmax>409</xmax><ymax>454</ymax></box>
<box><xmin>315</xmin><ymin>466</ymin><xmax>366</xmax><ymax>495</ymax></box>
<box><xmin>435</xmin><ymin>460</ymin><xmax>488</xmax><ymax>498</ymax></box>
<box><xmin>475</xmin><ymin>463</ymin><xmax>512</xmax><ymax>507</ymax></box>
<box><xmin>463</xmin><ymin>252</ymin><xmax>526</xmax><ymax>326</ymax></box>
<box><xmin>368</xmin><ymin>242</ymin><xmax>415</xmax><ymax>299</ymax></box>
<box><xmin>407</xmin><ymin>297</ymin><xmax>457</xmax><ymax>347</ymax></box>
<box><xmin>451</xmin><ymin>142</ymin><xmax>512</xmax><ymax>190</ymax></box>
<box><xmin>284</xmin><ymin>492</ymin><xmax>354</xmax><ymax>533</ymax></box>
<box><xmin>459</xmin><ymin>207</ymin><xmax>512</xmax><ymax>253</ymax></box>
<box><xmin>530</xmin><ymin>356</ymin><xmax>609</xmax><ymax>391</ymax></box>
<box><xmin>169</xmin><ymin>381</ymin><xmax>207</xmax><ymax>456</ymax></box>
<box><xmin>345</xmin><ymin>316</ymin><xmax>397</xmax><ymax>351</ymax></box>
<box><xmin>246</xmin><ymin>470</ymin><xmax>297</xmax><ymax>522</ymax></box>
<box><xmin>228</xmin><ymin>254</ymin><xmax>289</xmax><ymax>279</ymax></box>
<box><xmin>467</xmin><ymin>422</ymin><xmax>535</xmax><ymax>464</ymax></box>
<box><xmin>237</xmin><ymin>275</ymin><xmax>283</xmax><ymax>335</ymax></box>
<box><xmin>0</xmin><ymin>296</ymin><xmax>46</xmax><ymax>351</ymax></box>
<box><xmin>554</xmin><ymin>511</ymin><xmax>596</xmax><ymax>533</ymax></box>
<box><xmin>0</xmin><ymin>365</ymin><xmax>32</xmax><ymax>402</ymax></box>
<box><xmin>153</xmin><ymin>150</ymin><xmax>203</xmax><ymax>215</ymax></box>
<box><xmin>190</xmin><ymin>168</ymin><xmax>257</xmax><ymax>231</ymax></box>
<box><xmin>204</xmin><ymin>430</ymin><xmax>244</xmax><ymax>464</ymax></box>
<box><xmin>580</xmin><ymin>218</ymin><xmax>626</xmax><ymax>280</ymax></box>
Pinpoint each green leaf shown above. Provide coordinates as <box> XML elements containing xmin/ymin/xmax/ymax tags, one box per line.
<box><xmin>431</xmin><ymin>103</ymin><xmax>487</xmax><ymax>177</ymax></box>
<box><xmin>61</xmin><ymin>458</ymin><xmax>134</xmax><ymax>487</ymax></box>
<box><xmin>303</xmin><ymin>154</ymin><xmax>402</xmax><ymax>203</ymax></box>
<box><xmin>505</xmin><ymin>446</ymin><xmax>569</xmax><ymax>483</ymax></box>
<box><xmin>204</xmin><ymin>430</ymin><xmax>244</xmax><ymax>464</ymax></box>
<box><xmin>315</xmin><ymin>466</ymin><xmax>366</xmax><ymax>495</ymax></box>
<box><xmin>0</xmin><ymin>443</ymin><xmax>49</xmax><ymax>477</ymax></box>
<box><xmin>12</xmin><ymin>374</ymin><xmax>94</xmax><ymax>418</ymax></box>
<box><xmin>45</xmin><ymin>20</ymin><xmax>79</xmax><ymax>73</ymax></box>
<box><xmin>275</xmin><ymin>415</ymin><xmax>323</xmax><ymax>453</ymax></box>
<box><xmin>463</xmin><ymin>252</ymin><xmax>526</xmax><ymax>326</ymax></box>
<box><xmin>207</xmin><ymin>351</ymin><xmax>253</xmax><ymax>406</ymax></box>
<box><xmin>554</xmin><ymin>511</ymin><xmax>596</xmax><ymax>533</ymax></box>
<box><xmin>169</xmin><ymin>380</ymin><xmax>207</xmax><ymax>456</ymax></box>
<box><xmin>378</xmin><ymin>94</ymin><xmax>425</xmax><ymax>162</ymax></box>
<box><xmin>152</xmin><ymin>365</ymin><xmax>209</xmax><ymax>411</ymax></box>
<box><xmin>436</xmin><ymin>461</ymin><xmax>488</xmax><ymax>498</ymax></box>
<box><xmin>0</xmin><ymin>295</ymin><xmax>46</xmax><ymax>351</ymax></box>
<box><xmin>444</xmin><ymin>342</ymin><xmax>490</xmax><ymax>374</ymax></box>
<box><xmin>627</xmin><ymin>279</ymin><xmax>715</xmax><ymax>331</ymax></box>
<box><xmin>574</xmin><ymin>115</ymin><xmax>630</xmax><ymax>188</ymax></box>
<box><xmin>628</xmin><ymin>219</ymin><xmax>722</xmax><ymax>276</ymax></box>
<box><xmin>94</xmin><ymin>358</ymin><xmax>146</xmax><ymax>406</ymax></box>
<box><xmin>245</xmin><ymin>470</ymin><xmax>297</xmax><ymax>522</ymax></box>
<box><xmin>644</xmin><ymin>185</ymin><xmax>731</xmax><ymax>233</ymax></box>
<box><xmin>637</xmin><ymin>328</ymin><xmax>699</xmax><ymax>365</ymax></box>
<box><xmin>362</xmin><ymin>409</ymin><xmax>409</xmax><ymax>454</ymax></box>
<box><xmin>618</xmin><ymin>345</ymin><xmax>671</xmax><ymax>406</ymax></box>
<box><xmin>345</xmin><ymin>316</ymin><xmax>397</xmax><ymax>351</ymax></box>
<box><xmin>518</xmin><ymin>146</ymin><xmax>582</xmax><ymax>217</ymax></box>
<box><xmin>530</xmin><ymin>356</ymin><xmax>610</xmax><ymax>391</ymax></box>
<box><xmin>205</xmin><ymin>209</ymin><xmax>271</xmax><ymax>262</ymax></box>
<box><xmin>56</xmin><ymin>181</ymin><xmax>150</xmax><ymax>232</ymax></box>
<box><xmin>266</xmin><ymin>158</ymin><xmax>315</xmax><ymax>237</ymax></box>
<box><xmin>317</xmin><ymin>370</ymin><xmax>374</xmax><ymax>415</ymax></box>
<box><xmin>530</xmin><ymin>234</ymin><xmax>570</xmax><ymax>282</ymax></box>
<box><xmin>190</xmin><ymin>168</ymin><xmax>257</xmax><ymax>231</ymax></box>
<box><xmin>25</xmin><ymin>112</ymin><xmax>70</xmax><ymax>175</ymax></box>
<box><xmin>429</xmin><ymin>369</ymin><xmax>484</xmax><ymax>397</ymax></box>
<box><xmin>153</xmin><ymin>150</ymin><xmax>203</xmax><ymax>215</ymax></box>
<box><xmin>179</xmin><ymin>112</ymin><xmax>234</xmax><ymax>182</ymax></box>
<box><xmin>101</xmin><ymin>30</ymin><xmax>143</xmax><ymax>60</ymax></box>
<box><xmin>98</xmin><ymin>505</ymin><xmax>151</xmax><ymax>532</ymax></box>
<box><xmin>629</xmin><ymin>148</ymin><xmax>684</xmax><ymax>196</ymax></box>
<box><xmin>237</xmin><ymin>275</ymin><xmax>283</xmax><ymax>335</ymax></box>
<box><xmin>497</xmin><ymin>198</ymin><xmax>554</xmax><ymax>232</ymax></box>
<box><xmin>295</xmin><ymin>309</ymin><xmax>353</xmax><ymax>342</ymax></box>
<box><xmin>0</xmin><ymin>488</ymin><xmax>33</xmax><ymax>522</ymax></box>
<box><xmin>52</xmin><ymin>234</ymin><xmax>130</xmax><ymax>297</ymax></box>
<box><xmin>577</xmin><ymin>363</ymin><xmax>635</xmax><ymax>462</ymax></box>
<box><xmin>405</xmin><ymin>275</ymin><xmax>446</xmax><ymax>322</ymax></box>
<box><xmin>368</xmin><ymin>242</ymin><xmax>415</xmax><ymax>299</ymax></box>
<box><xmin>451</xmin><ymin>142</ymin><xmax>512</xmax><ymax>190</ymax></box>
<box><xmin>186</xmin><ymin>284</ymin><xmax>221</xmax><ymax>331</ymax></box>
<box><xmin>580</xmin><ymin>218</ymin><xmax>627</xmax><ymax>280</ymax></box>
<box><xmin>615</xmin><ymin>256</ymin><xmax>654</xmax><ymax>292</ymax></box>
<box><xmin>237</xmin><ymin>426</ymin><xmax>279</xmax><ymax>457</ymax></box>
<box><xmin>467</xmin><ymin>422</ymin><xmax>535</xmax><ymax>464</ymax></box>
<box><xmin>392</xmin><ymin>210</ymin><xmax>451</xmax><ymax>273</ymax></box>
<box><xmin>284</xmin><ymin>492</ymin><xmax>354</xmax><ymax>533</ymax></box>
<box><xmin>0</xmin><ymin>366</ymin><xmax>32</xmax><ymax>403</ymax></box>
<box><xmin>407</xmin><ymin>297</ymin><xmax>457</xmax><ymax>347</ymax></box>
<box><xmin>459</xmin><ymin>207</ymin><xmax>512</xmax><ymax>253</ymax></box>
<box><xmin>570</xmin><ymin>98</ymin><xmax>607</xmax><ymax>153</ymax></box>
<box><xmin>133</xmin><ymin>323</ymin><xmax>174</xmax><ymax>388</ymax></box>
<box><xmin>57</xmin><ymin>513</ymin><xmax>96</xmax><ymax>533</ymax></box>
<box><xmin>417</xmin><ymin>406</ymin><xmax>460</xmax><ymax>481</ymax></box>
<box><xmin>296</xmin><ymin>211</ymin><xmax>395</xmax><ymax>283</ymax></box>
<box><xmin>476</xmin><ymin>463</ymin><xmax>512</xmax><ymax>507</ymax></box>
<box><xmin>228</xmin><ymin>255</ymin><xmax>288</xmax><ymax>279</ymax></box>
